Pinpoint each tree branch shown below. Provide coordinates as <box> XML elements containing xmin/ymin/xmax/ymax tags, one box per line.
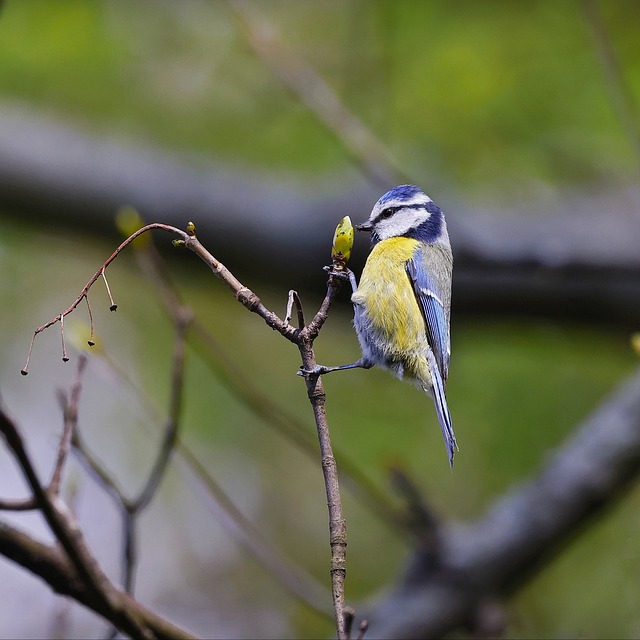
<box><xmin>2</xmin><ymin>104</ymin><xmax>639</xmax><ymax>326</ymax></box>
<box><xmin>365</xmin><ymin>365</ymin><xmax>640</xmax><ymax>638</ymax></box>
<box><xmin>0</xmin><ymin>520</ymin><xmax>196</xmax><ymax>640</ymax></box>
<box><xmin>18</xmin><ymin>220</ymin><xmax>353</xmax><ymax>636</ymax></box>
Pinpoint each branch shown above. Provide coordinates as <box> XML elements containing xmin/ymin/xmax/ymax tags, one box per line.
<box><xmin>0</xmin><ymin>520</ymin><xmax>195</xmax><ymax>640</ymax></box>
<box><xmin>21</xmin><ymin>223</ymin><xmax>189</xmax><ymax>375</ymax></box>
<box><xmin>226</xmin><ymin>0</ymin><xmax>407</xmax><ymax>188</ymax></box>
<box><xmin>0</xmin><ymin>401</ymin><xmax>182</xmax><ymax>639</ymax></box>
<box><xmin>186</xmin><ymin>224</ymin><xmax>352</xmax><ymax>635</ymax></box>
<box><xmin>152</xmin><ymin>223</ymin><xmax>352</xmax><ymax>636</ymax></box>
<box><xmin>365</xmin><ymin>365</ymin><xmax>640</xmax><ymax>638</ymax></box>
<box><xmin>581</xmin><ymin>0</ymin><xmax>640</xmax><ymax>164</ymax></box>
<box><xmin>131</xmin><ymin>233</ymin><xmax>402</xmax><ymax>530</ymax></box>
<box><xmin>296</xmin><ymin>274</ymin><xmax>350</xmax><ymax>639</ymax></box>
<box><xmin>2</xmin><ymin>104</ymin><xmax>639</xmax><ymax>326</ymax></box>
<box><xmin>20</xmin><ymin>220</ymin><xmax>353</xmax><ymax>635</ymax></box>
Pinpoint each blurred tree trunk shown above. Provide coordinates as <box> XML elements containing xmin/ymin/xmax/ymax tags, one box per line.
<box><xmin>2</xmin><ymin>104</ymin><xmax>639</xmax><ymax>324</ymax></box>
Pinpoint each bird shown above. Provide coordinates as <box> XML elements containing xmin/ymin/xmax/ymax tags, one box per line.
<box><xmin>310</xmin><ymin>184</ymin><xmax>457</xmax><ymax>467</ymax></box>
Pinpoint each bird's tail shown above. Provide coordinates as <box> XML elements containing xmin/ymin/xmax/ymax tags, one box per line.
<box><xmin>424</xmin><ymin>354</ymin><xmax>458</xmax><ymax>468</ymax></box>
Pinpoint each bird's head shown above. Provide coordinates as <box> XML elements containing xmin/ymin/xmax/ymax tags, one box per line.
<box><xmin>357</xmin><ymin>184</ymin><xmax>445</xmax><ymax>246</ymax></box>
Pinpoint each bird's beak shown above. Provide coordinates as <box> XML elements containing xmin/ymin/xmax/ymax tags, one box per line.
<box><xmin>356</xmin><ymin>220</ymin><xmax>373</xmax><ymax>232</ymax></box>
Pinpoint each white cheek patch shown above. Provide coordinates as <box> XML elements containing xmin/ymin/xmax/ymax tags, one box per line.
<box><xmin>376</xmin><ymin>208</ymin><xmax>432</xmax><ymax>240</ymax></box>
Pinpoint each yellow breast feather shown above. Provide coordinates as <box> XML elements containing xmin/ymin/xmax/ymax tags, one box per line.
<box><xmin>352</xmin><ymin>237</ymin><xmax>429</xmax><ymax>377</ymax></box>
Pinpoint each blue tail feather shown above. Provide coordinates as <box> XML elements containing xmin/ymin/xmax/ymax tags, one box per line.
<box><xmin>426</xmin><ymin>353</ymin><xmax>457</xmax><ymax>468</ymax></box>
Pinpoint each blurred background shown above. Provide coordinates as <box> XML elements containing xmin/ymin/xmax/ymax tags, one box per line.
<box><xmin>0</xmin><ymin>0</ymin><xmax>639</xmax><ymax>638</ymax></box>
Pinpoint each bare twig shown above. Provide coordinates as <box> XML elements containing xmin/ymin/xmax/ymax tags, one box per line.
<box><xmin>20</xmin><ymin>220</ymin><xmax>352</xmax><ymax>636</ymax></box>
<box><xmin>0</xmin><ymin>356</ymin><xmax>88</xmax><ymax>509</ymax></box>
<box><xmin>285</xmin><ymin>289</ymin><xmax>305</xmax><ymax>329</ymax></box>
<box><xmin>182</xmin><ymin>225</ymin><xmax>350</xmax><ymax>636</ymax></box>
<box><xmin>295</xmin><ymin>272</ymin><xmax>350</xmax><ymax>639</ymax></box>
<box><xmin>226</xmin><ymin>0</ymin><xmax>408</xmax><ymax>188</ymax></box>
<box><xmin>0</xmin><ymin>403</ymin><xmax>153</xmax><ymax>638</ymax></box>
<box><xmin>0</xmin><ymin>495</ymin><xmax>38</xmax><ymax>510</ymax></box>
<box><xmin>581</xmin><ymin>0</ymin><xmax>640</xmax><ymax>164</ymax></box>
<box><xmin>50</xmin><ymin>355</ymin><xmax>88</xmax><ymax>496</ymax></box>
<box><xmin>0</xmin><ymin>520</ymin><xmax>196</xmax><ymax>639</ymax></box>
<box><xmin>67</xmin><ymin>308</ymin><xmax>191</xmax><ymax>600</ymax></box>
<box><xmin>131</xmin><ymin>230</ymin><xmax>402</xmax><ymax>531</ymax></box>
<box><xmin>21</xmin><ymin>223</ymin><xmax>189</xmax><ymax>375</ymax></box>
<box><xmin>124</xmin><ymin>308</ymin><xmax>191</xmax><ymax>594</ymax></box>
<box><xmin>132</xmin><ymin>309</ymin><xmax>190</xmax><ymax>513</ymax></box>
<box><xmin>388</xmin><ymin>465</ymin><xmax>441</xmax><ymax>551</ymax></box>
<box><xmin>365</xmin><ymin>365</ymin><xmax>640</xmax><ymax>638</ymax></box>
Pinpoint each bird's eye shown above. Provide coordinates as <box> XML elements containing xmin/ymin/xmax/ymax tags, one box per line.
<box><xmin>380</xmin><ymin>207</ymin><xmax>396</xmax><ymax>219</ymax></box>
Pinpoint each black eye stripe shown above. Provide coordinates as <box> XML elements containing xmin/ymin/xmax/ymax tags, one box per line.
<box><xmin>372</xmin><ymin>202</ymin><xmax>431</xmax><ymax>225</ymax></box>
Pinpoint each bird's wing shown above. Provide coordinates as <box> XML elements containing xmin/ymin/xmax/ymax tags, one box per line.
<box><xmin>406</xmin><ymin>247</ymin><xmax>451</xmax><ymax>382</ymax></box>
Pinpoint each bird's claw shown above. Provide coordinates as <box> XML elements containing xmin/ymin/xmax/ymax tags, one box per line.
<box><xmin>323</xmin><ymin>265</ymin><xmax>353</xmax><ymax>281</ymax></box>
<box><xmin>297</xmin><ymin>364</ymin><xmax>329</xmax><ymax>377</ymax></box>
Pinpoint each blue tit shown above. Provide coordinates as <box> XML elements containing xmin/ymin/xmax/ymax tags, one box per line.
<box><xmin>315</xmin><ymin>185</ymin><xmax>457</xmax><ymax>467</ymax></box>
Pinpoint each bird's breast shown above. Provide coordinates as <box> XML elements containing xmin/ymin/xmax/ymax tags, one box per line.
<box><xmin>352</xmin><ymin>237</ymin><xmax>427</xmax><ymax>370</ymax></box>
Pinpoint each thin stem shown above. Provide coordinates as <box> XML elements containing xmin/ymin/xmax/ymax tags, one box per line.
<box><xmin>60</xmin><ymin>313</ymin><xmax>69</xmax><ymax>362</ymax></box>
<box><xmin>582</xmin><ymin>0</ymin><xmax>640</xmax><ymax>164</ymax></box>
<box><xmin>0</xmin><ymin>406</ymin><xmax>151</xmax><ymax>638</ymax></box>
<box><xmin>226</xmin><ymin>0</ymin><xmax>408</xmax><ymax>187</ymax></box>
<box><xmin>85</xmin><ymin>295</ymin><xmax>96</xmax><ymax>346</ymax></box>
<box><xmin>136</xmin><ymin>254</ymin><xmax>402</xmax><ymax>533</ymax></box>
<box><xmin>21</xmin><ymin>222</ymin><xmax>188</xmax><ymax>375</ymax></box>
<box><xmin>50</xmin><ymin>356</ymin><xmax>88</xmax><ymax>496</ymax></box>
<box><xmin>101</xmin><ymin>269</ymin><xmax>118</xmax><ymax>312</ymax></box>
<box><xmin>297</xmin><ymin>275</ymin><xmax>349</xmax><ymax>639</ymax></box>
<box><xmin>285</xmin><ymin>289</ymin><xmax>305</xmax><ymax>329</ymax></box>
<box><xmin>131</xmin><ymin>310</ymin><xmax>190</xmax><ymax>512</ymax></box>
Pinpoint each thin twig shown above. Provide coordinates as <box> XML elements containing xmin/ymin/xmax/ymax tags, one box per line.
<box><xmin>60</xmin><ymin>314</ymin><xmax>69</xmax><ymax>362</ymax></box>
<box><xmin>0</xmin><ymin>520</ymin><xmax>196</xmax><ymax>639</ymax></box>
<box><xmin>356</xmin><ymin>619</ymin><xmax>369</xmax><ymax>640</ymax></box>
<box><xmin>84</xmin><ymin>295</ymin><xmax>96</xmax><ymax>346</ymax></box>
<box><xmin>226</xmin><ymin>0</ymin><xmax>408</xmax><ymax>188</ymax></box>
<box><xmin>22</xmin><ymin>220</ymin><xmax>351</xmax><ymax>634</ymax></box>
<box><xmin>50</xmin><ymin>355</ymin><xmax>88</xmax><ymax>496</ymax></box>
<box><xmin>122</xmin><ymin>307</ymin><xmax>191</xmax><ymax>595</ymax></box>
<box><xmin>581</xmin><ymin>0</ymin><xmax>640</xmax><ymax>164</ymax></box>
<box><xmin>132</xmin><ymin>308</ymin><xmax>191</xmax><ymax>512</ymax></box>
<box><xmin>0</xmin><ymin>404</ymin><xmax>153</xmax><ymax>638</ymax></box>
<box><xmin>101</xmin><ymin>269</ymin><xmax>118</xmax><ymax>312</ymax></box>
<box><xmin>0</xmin><ymin>495</ymin><xmax>38</xmax><ymax>510</ymax></box>
<box><xmin>0</xmin><ymin>356</ymin><xmax>88</xmax><ymax>508</ymax></box>
<box><xmin>388</xmin><ymin>465</ymin><xmax>441</xmax><ymax>549</ymax></box>
<box><xmin>130</xmin><ymin>227</ymin><xmax>400</xmax><ymax>547</ymax></box>
<box><xmin>21</xmin><ymin>223</ymin><xmax>188</xmax><ymax>375</ymax></box>
<box><xmin>285</xmin><ymin>289</ymin><xmax>305</xmax><ymax>329</ymax></box>
<box><xmin>296</xmin><ymin>273</ymin><xmax>350</xmax><ymax>639</ymax></box>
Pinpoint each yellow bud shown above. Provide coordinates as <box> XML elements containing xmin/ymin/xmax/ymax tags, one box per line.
<box><xmin>115</xmin><ymin>206</ymin><xmax>149</xmax><ymax>249</ymax></box>
<box><xmin>331</xmin><ymin>216</ymin><xmax>354</xmax><ymax>269</ymax></box>
<box><xmin>631</xmin><ymin>333</ymin><xmax>640</xmax><ymax>356</ymax></box>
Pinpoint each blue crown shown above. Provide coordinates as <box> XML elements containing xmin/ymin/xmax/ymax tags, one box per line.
<box><xmin>377</xmin><ymin>184</ymin><xmax>423</xmax><ymax>206</ymax></box>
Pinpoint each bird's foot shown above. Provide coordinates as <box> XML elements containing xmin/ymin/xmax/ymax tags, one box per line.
<box><xmin>323</xmin><ymin>265</ymin><xmax>353</xmax><ymax>280</ymax></box>
<box><xmin>297</xmin><ymin>364</ymin><xmax>333</xmax><ymax>377</ymax></box>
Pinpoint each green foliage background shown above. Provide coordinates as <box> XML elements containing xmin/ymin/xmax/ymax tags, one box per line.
<box><xmin>0</xmin><ymin>1</ymin><xmax>638</xmax><ymax>638</ymax></box>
